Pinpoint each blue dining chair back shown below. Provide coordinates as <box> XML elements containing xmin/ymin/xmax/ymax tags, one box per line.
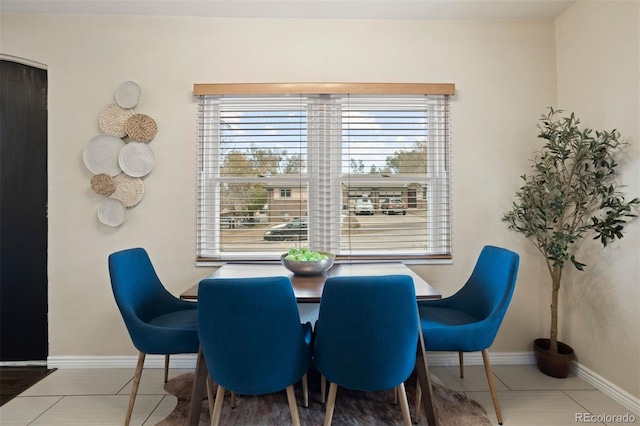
<box><xmin>418</xmin><ymin>245</ymin><xmax>519</xmax><ymax>352</ymax></box>
<box><xmin>108</xmin><ymin>247</ymin><xmax>199</xmax><ymax>426</ymax></box>
<box><xmin>416</xmin><ymin>245</ymin><xmax>519</xmax><ymax>425</ymax></box>
<box><xmin>313</xmin><ymin>274</ymin><xmax>419</xmax><ymax>426</ymax></box>
<box><xmin>197</xmin><ymin>276</ymin><xmax>312</xmax><ymax>425</ymax></box>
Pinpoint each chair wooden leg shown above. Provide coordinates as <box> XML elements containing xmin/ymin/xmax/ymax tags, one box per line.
<box><xmin>323</xmin><ymin>382</ymin><xmax>338</xmax><ymax>426</ymax></box>
<box><xmin>164</xmin><ymin>354</ymin><xmax>170</xmax><ymax>383</ymax></box>
<box><xmin>206</xmin><ymin>375</ymin><xmax>215</xmax><ymax>418</ymax></box>
<box><xmin>458</xmin><ymin>352</ymin><xmax>464</xmax><ymax>378</ymax></box>
<box><xmin>189</xmin><ymin>347</ymin><xmax>209</xmax><ymax>426</ymax></box>
<box><xmin>415</xmin><ymin>330</ymin><xmax>439</xmax><ymax>426</ymax></box>
<box><xmin>125</xmin><ymin>352</ymin><xmax>145</xmax><ymax>426</ymax></box>
<box><xmin>286</xmin><ymin>384</ymin><xmax>302</xmax><ymax>426</ymax></box>
<box><xmin>210</xmin><ymin>385</ymin><xmax>225</xmax><ymax>426</ymax></box>
<box><xmin>230</xmin><ymin>392</ymin><xmax>236</xmax><ymax>408</ymax></box>
<box><xmin>393</xmin><ymin>386</ymin><xmax>398</xmax><ymax>404</ymax></box>
<box><xmin>414</xmin><ymin>380</ymin><xmax>422</xmax><ymax>424</ymax></box>
<box><xmin>397</xmin><ymin>383</ymin><xmax>412</xmax><ymax>426</ymax></box>
<box><xmin>302</xmin><ymin>373</ymin><xmax>309</xmax><ymax>408</ymax></box>
<box><xmin>320</xmin><ymin>374</ymin><xmax>327</xmax><ymax>404</ymax></box>
<box><xmin>482</xmin><ymin>350</ymin><xmax>503</xmax><ymax>425</ymax></box>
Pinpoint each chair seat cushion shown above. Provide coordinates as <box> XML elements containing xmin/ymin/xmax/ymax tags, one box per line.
<box><xmin>419</xmin><ymin>306</ymin><xmax>479</xmax><ymax>326</ymax></box>
<box><xmin>148</xmin><ymin>309</ymin><xmax>198</xmax><ymax>330</ymax></box>
<box><xmin>133</xmin><ymin>308</ymin><xmax>199</xmax><ymax>355</ymax></box>
<box><xmin>418</xmin><ymin>306</ymin><xmax>497</xmax><ymax>352</ymax></box>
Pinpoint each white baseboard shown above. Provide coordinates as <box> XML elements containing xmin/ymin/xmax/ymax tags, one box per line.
<box><xmin>47</xmin><ymin>354</ymin><xmax>198</xmax><ymax>369</ymax></box>
<box><xmin>572</xmin><ymin>362</ymin><xmax>640</xmax><ymax>416</ymax></box>
<box><xmin>45</xmin><ymin>351</ymin><xmax>533</xmax><ymax>370</ymax></box>
<box><xmin>425</xmin><ymin>351</ymin><xmax>536</xmax><ymax>366</ymax></box>
<box><xmin>46</xmin><ymin>351</ymin><xmax>639</xmax><ymax>416</ymax></box>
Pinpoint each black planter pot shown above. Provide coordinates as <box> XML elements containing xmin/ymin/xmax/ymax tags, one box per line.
<box><xmin>533</xmin><ymin>338</ymin><xmax>576</xmax><ymax>378</ymax></box>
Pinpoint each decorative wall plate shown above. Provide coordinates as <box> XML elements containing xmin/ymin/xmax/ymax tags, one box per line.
<box><xmin>83</xmin><ymin>134</ymin><xmax>125</xmax><ymax>176</ymax></box>
<box><xmin>118</xmin><ymin>142</ymin><xmax>155</xmax><ymax>177</ymax></box>
<box><xmin>115</xmin><ymin>81</ymin><xmax>141</xmax><ymax>109</ymax></box>
<box><xmin>99</xmin><ymin>103</ymin><xmax>135</xmax><ymax>138</ymax></box>
<box><xmin>110</xmin><ymin>173</ymin><xmax>144</xmax><ymax>207</ymax></box>
<box><xmin>125</xmin><ymin>113</ymin><xmax>157</xmax><ymax>142</ymax></box>
<box><xmin>91</xmin><ymin>173</ymin><xmax>116</xmax><ymax>196</ymax></box>
<box><xmin>98</xmin><ymin>198</ymin><xmax>126</xmax><ymax>227</ymax></box>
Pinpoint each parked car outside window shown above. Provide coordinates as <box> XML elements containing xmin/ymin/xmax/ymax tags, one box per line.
<box><xmin>263</xmin><ymin>217</ymin><xmax>308</xmax><ymax>241</ymax></box>
<box><xmin>380</xmin><ymin>198</ymin><xmax>407</xmax><ymax>215</ymax></box>
<box><xmin>354</xmin><ymin>198</ymin><xmax>374</xmax><ymax>215</ymax></box>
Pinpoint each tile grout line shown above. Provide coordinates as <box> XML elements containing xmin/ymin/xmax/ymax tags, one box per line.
<box><xmin>491</xmin><ymin>371</ymin><xmax>513</xmax><ymax>391</ymax></box>
<box><xmin>26</xmin><ymin>395</ymin><xmax>64</xmax><ymax>426</ymax></box>
<box><xmin>144</xmin><ymin>394</ymin><xmax>169</xmax><ymax>426</ymax></box>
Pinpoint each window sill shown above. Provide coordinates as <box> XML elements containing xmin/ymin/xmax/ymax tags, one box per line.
<box><xmin>196</xmin><ymin>255</ymin><xmax>452</xmax><ymax>267</ymax></box>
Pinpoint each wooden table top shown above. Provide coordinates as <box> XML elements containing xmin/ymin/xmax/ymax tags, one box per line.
<box><xmin>181</xmin><ymin>262</ymin><xmax>441</xmax><ymax>303</ymax></box>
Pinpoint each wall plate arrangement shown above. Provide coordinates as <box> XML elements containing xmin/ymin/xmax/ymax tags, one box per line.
<box><xmin>83</xmin><ymin>81</ymin><xmax>158</xmax><ymax>227</ymax></box>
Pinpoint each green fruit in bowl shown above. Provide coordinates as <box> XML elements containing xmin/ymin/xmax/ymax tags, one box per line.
<box><xmin>282</xmin><ymin>249</ymin><xmax>334</xmax><ymax>275</ymax></box>
<box><xmin>284</xmin><ymin>248</ymin><xmax>334</xmax><ymax>262</ymax></box>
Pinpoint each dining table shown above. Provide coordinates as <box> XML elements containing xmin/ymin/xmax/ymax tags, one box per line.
<box><xmin>180</xmin><ymin>261</ymin><xmax>441</xmax><ymax>303</ymax></box>
<box><xmin>182</xmin><ymin>261</ymin><xmax>442</xmax><ymax>425</ymax></box>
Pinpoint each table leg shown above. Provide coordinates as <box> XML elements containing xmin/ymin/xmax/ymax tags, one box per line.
<box><xmin>188</xmin><ymin>347</ymin><xmax>209</xmax><ymax>426</ymax></box>
<box><xmin>416</xmin><ymin>329</ymin><xmax>438</xmax><ymax>426</ymax></box>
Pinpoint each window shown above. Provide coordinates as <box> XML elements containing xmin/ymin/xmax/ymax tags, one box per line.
<box><xmin>280</xmin><ymin>188</ymin><xmax>292</xmax><ymax>198</ymax></box>
<box><xmin>196</xmin><ymin>83</ymin><xmax>453</xmax><ymax>262</ymax></box>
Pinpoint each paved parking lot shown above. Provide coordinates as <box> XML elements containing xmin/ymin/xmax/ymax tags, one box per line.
<box><xmin>222</xmin><ymin>211</ymin><xmax>427</xmax><ymax>250</ymax></box>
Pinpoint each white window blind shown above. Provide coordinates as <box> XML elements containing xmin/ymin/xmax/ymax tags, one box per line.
<box><xmin>197</xmin><ymin>92</ymin><xmax>451</xmax><ymax>262</ymax></box>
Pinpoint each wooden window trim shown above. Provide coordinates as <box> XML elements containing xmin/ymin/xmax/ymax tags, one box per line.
<box><xmin>194</xmin><ymin>82</ymin><xmax>455</xmax><ymax>96</ymax></box>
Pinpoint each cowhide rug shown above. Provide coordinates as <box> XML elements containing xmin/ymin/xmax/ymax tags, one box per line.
<box><xmin>157</xmin><ymin>369</ymin><xmax>492</xmax><ymax>425</ymax></box>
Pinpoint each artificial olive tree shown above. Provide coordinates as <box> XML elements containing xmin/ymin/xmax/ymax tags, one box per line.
<box><xmin>503</xmin><ymin>108</ymin><xmax>639</xmax><ymax>354</ymax></box>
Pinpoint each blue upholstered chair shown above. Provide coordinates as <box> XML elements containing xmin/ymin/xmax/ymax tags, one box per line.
<box><xmin>197</xmin><ymin>276</ymin><xmax>313</xmax><ymax>426</ymax></box>
<box><xmin>108</xmin><ymin>248</ymin><xmax>199</xmax><ymax>426</ymax></box>
<box><xmin>313</xmin><ymin>275</ymin><xmax>419</xmax><ymax>426</ymax></box>
<box><xmin>416</xmin><ymin>245</ymin><xmax>519</xmax><ymax>425</ymax></box>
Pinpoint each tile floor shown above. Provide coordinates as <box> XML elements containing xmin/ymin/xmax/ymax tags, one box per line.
<box><xmin>0</xmin><ymin>364</ymin><xmax>636</xmax><ymax>425</ymax></box>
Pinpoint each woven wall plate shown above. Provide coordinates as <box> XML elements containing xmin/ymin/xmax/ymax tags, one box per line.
<box><xmin>98</xmin><ymin>198</ymin><xmax>126</xmax><ymax>227</ymax></box>
<box><xmin>91</xmin><ymin>173</ymin><xmax>116</xmax><ymax>196</ymax></box>
<box><xmin>99</xmin><ymin>103</ymin><xmax>136</xmax><ymax>138</ymax></box>
<box><xmin>118</xmin><ymin>142</ymin><xmax>154</xmax><ymax>178</ymax></box>
<box><xmin>115</xmin><ymin>81</ymin><xmax>141</xmax><ymax>109</ymax></box>
<box><xmin>110</xmin><ymin>173</ymin><xmax>144</xmax><ymax>207</ymax></box>
<box><xmin>125</xmin><ymin>113</ymin><xmax>157</xmax><ymax>142</ymax></box>
<box><xmin>83</xmin><ymin>134</ymin><xmax>125</xmax><ymax>176</ymax></box>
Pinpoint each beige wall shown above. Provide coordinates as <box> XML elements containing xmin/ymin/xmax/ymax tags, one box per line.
<box><xmin>0</xmin><ymin>4</ymin><xmax>636</xmax><ymax>398</ymax></box>
<box><xmin>556</xmin><ymin>0</ymin><xmax>640</xmax><ymax>398</ymax></box>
